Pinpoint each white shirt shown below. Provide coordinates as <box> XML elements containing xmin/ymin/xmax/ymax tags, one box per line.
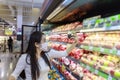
<box><xmin>11</xmin><ymin>49</ymin><xmax>67</xmax><ymax>80</ymax></box>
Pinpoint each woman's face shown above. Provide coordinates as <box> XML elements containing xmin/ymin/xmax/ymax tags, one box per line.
<box><xmin>35</xmin><ymin>35</ymin><xmax>46</xmax><ymax>49</ymax></box>
<box><xmin>40</xmin><ymin>35</ymin><xmax>49</xmax><ymax>51</ymax></box>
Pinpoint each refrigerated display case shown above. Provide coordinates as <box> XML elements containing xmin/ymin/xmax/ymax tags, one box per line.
<box><xmin>45</xmin><ymin>14</ymin><xmax>120</xmax><ymax>80</ymax></box>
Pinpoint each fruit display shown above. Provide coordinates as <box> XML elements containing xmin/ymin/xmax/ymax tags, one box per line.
<box><xmin>52</xmin><ymin>59</ymin><xmax>77</xmax><ymax>80</ymax></box>
<box><xmin>50</xmin><ymin>42</ymin><xmax>120</xmax><ymax>79</ymax></box>
<box><xmin>48</xmin><ymin>14</ymin><xmax>120</xmax><ymax>80</ymax></box>
<box><xmin>80</xmin><ymin>53</ymin><xmax>120</xmax><ymax>79</ymax></box>
<box><xmin>81</xmin><ymin>31</ymin><xmax>120</xmax><ymax>49</ymax></box>
<box><xmin>68</xmin><ymin>48</ymin><xmax>83</xmax><ymax>60</ymax></box>
<box><xmin>51</xmin><ymin>43</ymin><xmax>66</xmax><ymax>51</ymax></box>
<box><xmin>54</xmin><ymin>57</ymin><xmax>106</xmax><ymax>80</ymax></box>
<box><xmin>51</xmin><ymin>43</ymin><xmax>83</xmax><ymax>59</ymax></box>
<box><xmin>52</xmin><ymin>22</ymin><xmax>82</xmax><ymax>32</ymax></box>
<box><xmin>49</xmin><ymin>32</ymin><xmax>88</xmax><ymax>44</ymax></box>
<box><xmin>49</xmin><ymin>34</ymin><xmax>74</xmax><ymax>43</ymax></box>
<box><xmin>48</xmin><ymin>66</ymin><xmax>65</xmax><ymax>80</ymax></box>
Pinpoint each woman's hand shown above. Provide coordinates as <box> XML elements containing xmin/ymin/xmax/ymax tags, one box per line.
<box><xmin>66</xmin><ymin>32</ymin><xmax>78</xmax><ymax>53</ymax></box>
<box><xmin>9</xmin><ymin>75</ymin><xmax>16</xmax><ymax>80</ymax></box>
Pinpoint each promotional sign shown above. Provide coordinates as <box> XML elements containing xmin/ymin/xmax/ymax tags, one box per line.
<box><xmin>4</xmin><ymin>28</ymin><xmax>13</xmax><ymax>36</ymax></box>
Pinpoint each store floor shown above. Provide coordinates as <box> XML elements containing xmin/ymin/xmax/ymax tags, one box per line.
<box><xmin>0</xmin><ymin>53</ymin><xmax>20</xmax><ymax>80</ymax></box>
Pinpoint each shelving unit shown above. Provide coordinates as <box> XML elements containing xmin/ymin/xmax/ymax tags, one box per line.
<box><xmin>54</xmin><ymin>58</ymin><xmax>81</xmax><ymax>80</ymax></box>
<box><xmin>67</xmin><ymin>57</ymin><xmax>117</xmax><ymax>80</ymax></box>
<box><xmin>80</xmin><ymin>45</ymin><xmax>120</xmax><ymax>56</ymax></box>
<box><xmin>52</xmin><ymin>59</ymin><xmax>78</xmax><ymax>80</ymax></box>
<box><xmin>47</xmin><ymin>13</ymin><xmax>120</xmax><ymax>80</ymax></box>
<box><xmin>48</xmin><ymin>65</ymin><xmax>66</xmax><ymax>80</ymax></box>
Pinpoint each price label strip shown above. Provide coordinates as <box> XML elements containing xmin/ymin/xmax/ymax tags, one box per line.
<box><xmin>108</xmin><ymin>75</ymin><xmax>112</xmax><ymax>80</ymax></box>
<box><xmin>95</xmin><ymin>70</ymin><xmax>98</xmax><ymax>74</ymax></box>
<box><xmin>117</xmin><ymin>50</ymin><xmax>120</xmax><ymax>56</ymax></box>
<box><xmin>109</xmin><ymin>50</ymin><xmax>113</xmax><ymax>54</ymax></box>
<box><xmin>100</xmin><ymin>47</ymin><xmax>104</xmax><ymax>52</ymax></box>
<box><xmin>89</xmin><ymin>46</ymin><xmax>93</xmax><ymax>50</ymax></box>
<box><xmin>86</xmin><ymin>66</ymin><xmax>90</xmax><ymax>70</ymax></box>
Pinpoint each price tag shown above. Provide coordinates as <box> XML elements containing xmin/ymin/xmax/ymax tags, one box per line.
<box><xmin>86</xmin><ymin>66</ymin><xmax>90</xmax><ymax>70</ymax></box>
<box><xmin>108</xmin><ymin>75</ymin><xmax>112</xmax><ymax>80</ymax></box>
<box><xmin>100</xmin><ymin>48</ymin><xmax>104</xmax><ymax>52</ymax></box>
<box><xmin>109</xmin><ymin>50</ymin><xmax>113</xmax><ymax>53</ymax></box>
<box><xmin>81</xmin><ymin>64</ymin><xmax>84</xmax><ymax>66</ymax></box>
<box><xmin>89</xmin><ymin>46</ymin><xmax>93</xmax><ymax>50</ymax></box>
<box><xmin>81</xmin><ymin>45</ymin><xmax>83</xmax><ymax>48</ymax></box>
<box><xmin>79</xmin><ymin>72</ymin><xmax>83</xmax><ymax>77</ymax></box>
<box><xmin>95</xmin><ymin>70</ymin><xmax>98</xmax><ymax>74</ymax></box>
<box><xmin>117</xmin><ymin>50</ymin><xmax>120</xmax><ymax>56</ymax></box>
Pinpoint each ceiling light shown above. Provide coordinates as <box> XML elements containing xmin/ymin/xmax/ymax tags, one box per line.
<box><xmin>47</xmin><ymin>0</ymin><xmax>74</xmax><ymax>20</ymax></box>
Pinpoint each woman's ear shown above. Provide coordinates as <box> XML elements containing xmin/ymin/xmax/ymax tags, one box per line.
<box><xmin>35</xmin><ymin>42</ymin><xmax>39</xmax><ymax>48</ymax></box>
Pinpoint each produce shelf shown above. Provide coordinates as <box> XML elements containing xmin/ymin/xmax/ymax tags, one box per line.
<box><xmin>51</xmin><ymin>40</ymin><xmax>120</xmax><ymax>56</ymax></box>
<box><xmin>54</xmin><ymin>58</ymin><xmax>81</xmax><ymax>80</ymax></box>
<box><xmin>48</xmin><ymin>65</ymin><xmax>65</xmax><ymax>80</ymax></box>
<box><xmin>52</xmin><ymin>59</ymin><xmax>77</xmax><ymax>80</ymax></box>
<box><xmin>80</xmin><ymin>45</ymin><xmax>120</xmax><ymax>56</ymax></box>
<box><xmin>67</xmin><ymin>57</ymin><xmax>117</xmax><ymax>80</ymax></box>
<box><xmin>51</xmin><ymin>29</ymin><xmax>80</xmax><ymax>34</ymax></box>
<box><xmin>79</xmin><ymin>62</ymin><xmax>117</xmax><ymax>80</ymax></box>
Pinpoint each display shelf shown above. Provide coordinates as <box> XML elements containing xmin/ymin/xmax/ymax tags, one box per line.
<box><xmin>51</xmin><ymin>41</ymin><xmax>120</xmax><ymax>56</ymax></box>
<box><xmin>54</xmin><ymin>58</ymin><xmax>81</xmax><ymax>80</ymax></box>
<box><xmin>52</xmin><ymin>62</ymin><xmax>67</xmax><ymax>80</ymax></box>
<box><xmin>52</xmin><ymin>60</ymin><xmax>77</xmax><ymax>80</ymax></box>
<box><xmin>80</xmin><ymin>25</ymin><xmax>120</xmax><ymax>32</ymax></box>
<box><xmin>80</xmin><ymin>45</ymin><xmax>120</xmax><ymax>56</ymax></box>
<box><xmin>48</xmin><ymin>65</ymin><xmax>65</xmax><ymax>80</ymax></box>
<box><xmin>79</xmin><ymin>62</ymin><xmax>117</xmax><ymax>80</ymax></box>
<box><xmin>51</xmin><ymin>29</ymin><xmax>80</xmax><ymax>34</ymax></box>
<box><xmin>67</xmin><ymin>57</ymin><xmax>117</xmax><ymax>80</ymax></box>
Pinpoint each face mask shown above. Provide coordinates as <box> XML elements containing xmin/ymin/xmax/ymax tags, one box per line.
<box><xmin>40</xmin><ymin>42</ymin><xmax>49</xmax><ymax>51</ymax></box>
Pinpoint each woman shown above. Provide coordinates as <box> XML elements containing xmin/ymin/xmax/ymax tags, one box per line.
<box><xmin>9</xmin><ymin>31</ymin><xmax>78</xmax><ymax>80</ymax></box>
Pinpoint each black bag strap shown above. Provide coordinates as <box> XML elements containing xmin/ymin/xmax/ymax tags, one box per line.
<box><xmin>45</xmin><ymin>53</ymin><xmax>52</xmax><ymax>69</ymax></box>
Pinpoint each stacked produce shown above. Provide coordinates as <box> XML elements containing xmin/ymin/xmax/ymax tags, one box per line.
<box><xmin>48</xmin><ymin>66</ymin><xmax>65</xmax><ymax>80</ymax></box>
<box><xmin>52</xmin><ymin>43</ymin><xmax>66</xmax><ymax>51</ymax></box>
<box><xmin>56</xmin><ymin>57</ymin><xmax>106</xmax><ymax>80</ymax></box>
<box><xmin>52</xmin><ymin>59</ymin><xmax>77</xmax><ymax>80</ymax></box>
<box><xmin>52</xmin><ymin>22</ymin><xmax>82</xmax><ymax>32</ymax></box>
<box><xmin>49</xmin><ymin>32</ymin><xmax>87</xmax><ymax>43</ymax></box>
<box><xmin>49</xmin><ymin>34</ymin><xmax>74</xmax><ymax>43</ymax></box>
<box><xmin>51</xmin><ymin>43</ymin><xmax>83</xmax><ymax>59</ymax></box>
<box><xmin>47</xmin><ymin>14</ymin><xmax>120</xmax><ymax>80</ymax></box>
<box><xmin>81</xmin><ymin>53</ymin><xmax>120</xmax><ymax>79</ymax></box>
<box><xmin>82</xmin><ymin>32</ymin><xmax>120</xmax><ymax>49</ymax></box>
<box><xmin>68</xmin><ymin>48</ymin><xmax>83</xmax><ymax>60</ymax></box>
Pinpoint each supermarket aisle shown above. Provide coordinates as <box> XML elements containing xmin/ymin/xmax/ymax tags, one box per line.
<box><xmin>0</xmin><ymin>53</ymin><xmax>20</xmax><ymax>80</ymax></box>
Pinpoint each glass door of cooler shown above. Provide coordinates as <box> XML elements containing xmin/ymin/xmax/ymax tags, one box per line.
<box><xmin>21</xmin><ymin>25</ymin><xmax>37</xmax><ymax>54</ymax></box>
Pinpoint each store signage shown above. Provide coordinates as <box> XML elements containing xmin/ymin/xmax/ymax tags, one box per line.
<box><xmin>4</xmin><ymin>28</ymin><xmax>13</xmax><ymax>36</ymax></box>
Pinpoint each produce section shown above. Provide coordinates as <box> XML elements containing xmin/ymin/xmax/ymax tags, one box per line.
<box><xmin>52</xmin><ymin>22</ymin><xmax>82</xmax><ymax>33</ymax></box>
<box><xmin>48</xmin><ymin>66</ymin><xmax>65</xmax><ymax>80</ymax></box>
<box><xmin>46</xmin><ymin>14</ymin><xmax>120</xmax><ymax>80</ymax></box>
<box><xmin>50</xmin><ymin>43</ymin><xmax>119</xmax><ymax>80</ymax></box>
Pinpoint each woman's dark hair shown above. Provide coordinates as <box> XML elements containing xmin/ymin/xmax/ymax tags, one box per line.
<box><xmin>26</xmin><ymin>31</ymin><xmax>51</xmax><ymax>80</ymax></box>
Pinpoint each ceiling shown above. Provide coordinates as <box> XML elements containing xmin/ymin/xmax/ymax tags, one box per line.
<box><xmin>0</xmin><ymin>0</ymin><xmax>120</xmax><ymax>31</ymax></box>
<box><xmin>0</xmin><ymin>0</ymin><xmax>65</xmax><ymax>36</ymax></box>
<box><xmin>0</xmin><ymin>0</ymin><xmax>45</xmax><ymax>26</ymax></box>
<box><xmin>43</xmin><ymin>0</ymin><xmax>120</xmax><ymax>25</ymax></box>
